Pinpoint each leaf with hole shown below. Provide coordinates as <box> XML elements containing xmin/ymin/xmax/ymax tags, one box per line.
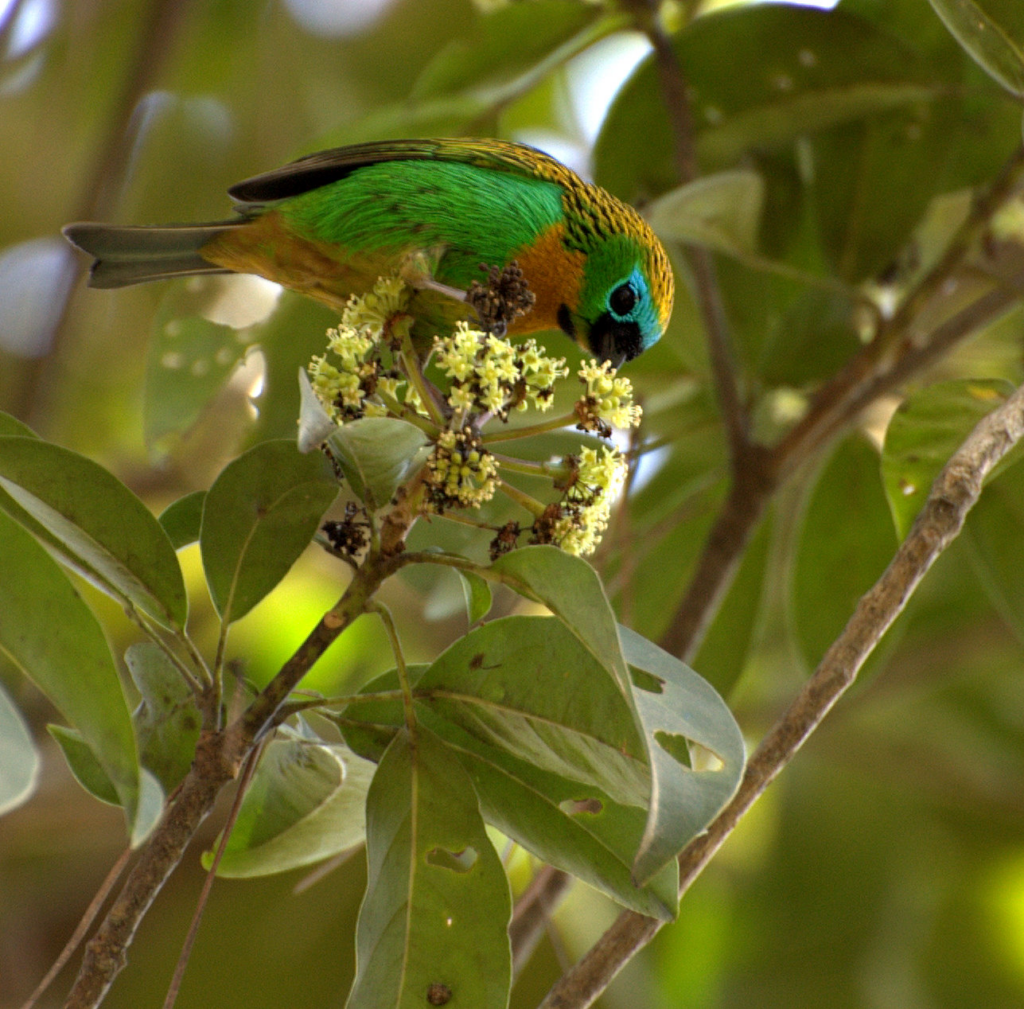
<box><xmin>416</xmin><ymin>615</ymin><xmax>650</xmax><ymax>807</ymax></box>
<box><xmin>346</xmin><ymin>727</ymin><xmax>510</xmax><ymax>1009</ymax></box>
<box><xmin>620</xmin><ymin>626</ymin><xmax>746</xmax><ymax>885</ymax></box>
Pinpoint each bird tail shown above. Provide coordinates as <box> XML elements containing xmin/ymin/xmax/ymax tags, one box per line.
<box><xmin>62</xmin><ymin>221</ymin><xmax>243</xmax><ymax>288</ymax></box>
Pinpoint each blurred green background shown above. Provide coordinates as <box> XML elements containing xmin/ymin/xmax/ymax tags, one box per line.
<box><xmin>2</xmin><ymin>0</ymin><xmax>1024</xmax><ymax>1007</ymax></box>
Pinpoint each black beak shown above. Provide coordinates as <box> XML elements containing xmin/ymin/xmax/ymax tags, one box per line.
<box><xmin>588</xmin><ymin>312</ymin><xmax>642</xmax><ymax>369</ymax></box>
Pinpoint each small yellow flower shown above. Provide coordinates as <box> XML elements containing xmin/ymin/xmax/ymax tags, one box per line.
<box><xmin>576</xmin><ymin>360</ymin><xmax>642</xmax><ymax>432</ymax></box>
<box><xmin>534</xmin><ymin>446</ymin><xmax>628</xmax><ymax>557</ymax></box>
<box><xmin>341</xmin><ymin>276</ymin><xmax>410</xmax><ymax>331</ymax></box>
<box><xmin>434</xmin><ymin>324</ymin><xmax>568</xmax><ymax>419</ymax></box>
<box><xmin>424</xmin><ymin>427</ymin><xmax>499</xmax><ymax>511</ymax></box>
<box><xmin>308</xmin><ymin>280</ymin><xmax>418</xmax><ymax>423</ymax></box>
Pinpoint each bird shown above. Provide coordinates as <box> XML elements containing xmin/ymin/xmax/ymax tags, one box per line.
<box><xmin>63</xmin><ymin>138</ymin><xmax>674</xmax><ymax>366</ymax></box>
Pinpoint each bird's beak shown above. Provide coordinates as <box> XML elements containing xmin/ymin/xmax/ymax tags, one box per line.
<box><xmin>587</xmin><ymin>312</ymin><xmax>641</xmax><ymax>369</ymax></box>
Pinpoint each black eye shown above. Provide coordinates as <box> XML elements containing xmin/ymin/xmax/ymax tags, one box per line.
<box><xmin>609</xmin><ymin>283</ymin><xmax>637</xmax><ymax>318</ymax></box>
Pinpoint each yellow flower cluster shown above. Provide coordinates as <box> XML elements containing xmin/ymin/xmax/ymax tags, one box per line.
<box><xmin>575</xmin><ymin>360</ymin><xmax>642</xmax><ymax>434</ymax></box>
<box><xmin>425</xmin><ymin>427</ymin><xmax>499</xmax><ymax>511</ymax></box>
<box><xmin>308</xmin><ymin>279</ymin><xmax>410</xmax><ymax>422</ymax></box>
<box><xmin>434</xmin><ymin>322</ymin><xmax>569</xmax><ymax>419</ymax></box>
<box><xmin>341</xmin><ymin>276</ymin><xmax>409</xmax><ymax>333</ymax></box>
<box><xmin>548</xmin><ymin>446</ymin><xmax>628</xmax><ymax>557</ymax></box>
<box><xmin>305</xmin><ymin>279</ymin><xmax>639</xmax><ymax>558</ymax></box>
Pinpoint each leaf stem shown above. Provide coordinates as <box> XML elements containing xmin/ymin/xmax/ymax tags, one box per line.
<box><xmin>481</xmin><ymin>412</ymin><xmax>576</xmax><ymax>444</ymax></box>
<box><xmin>372</xmin><ymin>601</ymin><xmax>416</xmax><ymax>734</ymax></box>
<box><xmin>397</xmin><ymin>322</ymin><xmax>447</xmax><ymax>428</ymax></box>
<box><xmin>498</xmin><ymin>479</ymin><xmax>547</xmax><ymax>518</ymax></box>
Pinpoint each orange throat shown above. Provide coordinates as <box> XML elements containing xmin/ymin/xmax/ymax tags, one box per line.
<box><xmin>509</xmin><ymin>223</ymin><xmax>585</xmax><ymax>336</ymax></box>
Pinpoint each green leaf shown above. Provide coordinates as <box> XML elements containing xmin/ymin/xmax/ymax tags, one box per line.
<box><xmin>490</xmin><ymin>545</ymin><xmax>634</xmax><ymax>701</ymax></box>
<box><xmin>416</xmin><ymin>616</ymin><xmax>650</xmax><ymax>806</ymax></box>
<box><xmin>200</xmin><ymin>439</ymin><xmax>338</xmax><ymax>622</ymax></box>
<box><xmin>158</xmin><ymin>491</ymin><xmax>206</xmax><ymax>550</ymax></box>
<box><xmin>809</xmin><ymin>100</ymin><xmax>968</xmax><ymax>280</ymax></box>
<box><xmin>48</xmin><ymin>724</ymin><xmax>164</xmax><ymax>844</ymax></box>
<box><xmin>147</xmin><ymin>313</ymin><xmax>246</xmax><ymax>446</ymax></box>
<box><xmin>646</xmin><ymin>169</ymin><xmax>765</xmax><ymax>255</ymax></box>
<box><xmin>620</xmin><ymin>627</ymin><xmax>746</xmax><ymax>885</ymax></box>
<box><xmin>0</xmin><ymin>681</ymin><xmax>39</xmax><ymax>815</ymax></box>
<box><xmin>347</xmin><ymin>727</ymin><xmax>510</xmax><ymax>1009</ymax></box>
<box><xmin>49</xmin><ymin>724</ymin><xmax>120</xmax><ymax>805</ymax></box>
<box><xmin>451</xmin><ymin>734</ymin><xmax>679</xmax><ymax>920</ymax></box>
<box><xmin>0</xmin><ymin>510</ymin><xmax>140</xmax><ymax>819</ymax></box>
<box><xmin>410</xmin><ymin>0</ymin><xmax>613</xmax><ymax>101</ymax></box>
<box><xmin>792</xmin><ymin>436</ymin><xmax>898</xmax><ymax>667</ymax></box>
<box><xmin>962</xmin><ymin>462</ymin><xmax>1024</xmax><ymax>642</ymax></box>
<box><xmin>326</xmin><ymin>418</ymin><xmax>429</xmax><ymax>510</ymax></box>
<box><xmin>342</xmin><ymin>665</ymin><xmax>677</xmax><ymax>919</ymax></box>
<box><xmin>595</xmin><ymin>4</ymin><xmax>939</xmax><ymax>202</ymax></box>
<box><xmin>208</xmin><ymin>739</ymin><xmax>375</xmax><ymax>878</ymax></box>
<box><xmin>457</xmin><ymin>569</ymin><xmax>492</xmax><ymax>625</ymax></box>
<box><xmin>0</xmin><ymin>411</ymin><xmax>39</xmax><ymax>438</ymax></box>
<box><xmin>126</xmin><ymin>643</ymin><xmax>201</xmax><ymax>793</ymax></box>
<box><xmin>882</xmin><ymin>379</ymin><xmax>1016</xmax><ymax>539</ymax></box>
<box><xmin>313</xmin><ymin>5</ymin><xmax>620</xmax><ymax>155</ymax></box>
<box><xmin>928</xmin><ymin>0</ymin><xmax>1024</xmax><ymax>96</ymax></box>
<box><xmin>0</xmin><ymin>437</ymin><xmax>188</xmax><ymax>628</ymax></box>
<box><xmin>145</xmin><ymin>294</ymin><xmax>248</xmax><ymax>447</ymax></box>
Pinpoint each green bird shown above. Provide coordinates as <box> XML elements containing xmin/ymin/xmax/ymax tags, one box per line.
<box><xmin>64</xmin><ymin>138</ymin><xmax>674</xmax><ymax>366</ymax></box>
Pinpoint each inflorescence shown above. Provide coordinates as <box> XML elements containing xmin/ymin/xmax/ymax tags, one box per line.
<box><xmin>306</xmin><ymin>277</ymin><xmax>643</xmax><ymax>557</ymax></box>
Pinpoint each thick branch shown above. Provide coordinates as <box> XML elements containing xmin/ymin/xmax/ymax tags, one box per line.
<box><xmin>62</xmin><ymin>555</ymin><xmax>399</xmax><ymax>1009</ymax></box>
<box><xmin>641</xmin><ymin>9</ymin><xmax>749</xmax><ymax>460</ymax></box>
<box><xmin>537</xmin><ymin>380</ymin><xmax>1024</xmax><ymax>1009</ymax></box>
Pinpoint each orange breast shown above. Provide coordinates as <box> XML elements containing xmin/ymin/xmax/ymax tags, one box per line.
<box><xmin>509</xmin><ymin>223</ymin><xmax>586</xmax><ymax>335</ymax></box>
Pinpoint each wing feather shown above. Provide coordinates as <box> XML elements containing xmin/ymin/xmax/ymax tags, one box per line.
<box><xmin>227</xmin><ymin>138</ymin><xmax>577</xmax><ymax>204</ymax></box>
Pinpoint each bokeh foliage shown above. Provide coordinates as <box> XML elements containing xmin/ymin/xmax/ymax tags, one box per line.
<box><xmin>2</xmin><ymin>1</ymin><xmax>1024</xmax><ymax>1008</ymax></box>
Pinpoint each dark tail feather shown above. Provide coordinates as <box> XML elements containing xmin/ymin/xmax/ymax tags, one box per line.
<box><xmin>62</xmin><ymin>221</ymin><xmax>242</xmax><ymax>288</ymax></box>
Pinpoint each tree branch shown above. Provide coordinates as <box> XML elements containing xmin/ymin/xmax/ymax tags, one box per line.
<box><xmin>641</xmin><ymin>8</ymin><xmax>750</xmax><ymax>462</ymax></box>
<box><xmin>537</xmin><ymin>378</ymin><xmax>1024</xmax><ymax>1009</ymax></box>
<box><xmin>61</xmin><ymin>552</ymin><xmax>401</xmax><ymax>1009</ymax></box>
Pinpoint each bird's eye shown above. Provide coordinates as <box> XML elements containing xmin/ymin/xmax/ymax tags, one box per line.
<box><xmin>609</xmin><ymin>282</ymin><xmax>637</xmax><ymax>318</ymax></box>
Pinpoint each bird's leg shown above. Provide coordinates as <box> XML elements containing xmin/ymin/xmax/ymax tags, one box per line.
<box><xmin>399</xmin><ymin>251</ymin><xmax>535</xmax><ymax>337</ymax></box>
<box><xmin>399</xmin><ymin>248</ymin><xmax>468</xmax><ymax>304</ymax></box>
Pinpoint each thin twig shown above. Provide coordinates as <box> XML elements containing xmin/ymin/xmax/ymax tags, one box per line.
<box><xmin>162</xmin><ymin>739</ymin><xmax>267</xmax><ymax>1009</ymax></box>
<box><xmin>510</xmin><ymin>865</ymin><xmax>573</xmax><ymax>976</ymax></box>
<box><xmin>537</xmin><ymin>380</ymin><xmax>1024</xmax><ymax>1009</ymax></box>
<box><xmin>510</xmin><ymin>0</ymin><xmax>751</xmax><ymax>965</ymax></box>
<box><xmin>17</xmin><ymin>848</ymin><xmax>132</xmax><ymax>1009</ymax></box>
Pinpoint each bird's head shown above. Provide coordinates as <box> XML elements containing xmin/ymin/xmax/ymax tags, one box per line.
<box><xmin>559</xmin><ymin>233</ymin><xmax>674</xmax><ymax>368</ymax></box>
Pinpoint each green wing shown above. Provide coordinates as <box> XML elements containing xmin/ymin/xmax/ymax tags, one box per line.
<box><xmin>228</xmin><ymin>138</ymin><xmax>579</xmax><ymax>204</ymax></box>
